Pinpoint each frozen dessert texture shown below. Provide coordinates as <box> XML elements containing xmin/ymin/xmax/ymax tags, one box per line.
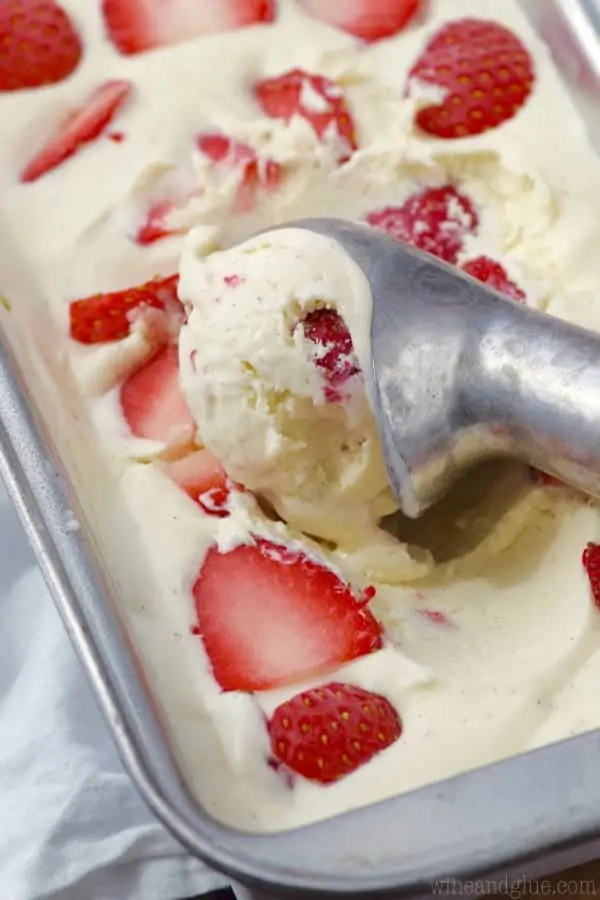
<box><xmin>178</xmin><ymin>227</ymin><xmax>398</xmax><ymax>547</ymax></box>
<box><xmin>4</xmin><ymin>0</ymin><xmax>600</xmax><ymax>834</ymax></box>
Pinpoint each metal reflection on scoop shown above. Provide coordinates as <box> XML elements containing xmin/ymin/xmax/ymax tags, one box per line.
<box><xmin>285</xmin><ymin>217</ymin><xmax>600</xmax><ymax>518</ymax></box>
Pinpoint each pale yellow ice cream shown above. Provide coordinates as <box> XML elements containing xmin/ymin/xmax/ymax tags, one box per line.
<box><xmin>4</xmin><ymin>0</ymin><xmax>600</xmax><ymax>838</ymax></box>
<box><xmin>179</xmin><ymin>227</ymin><xmax>400</xmax><ymax>547</ymax></box>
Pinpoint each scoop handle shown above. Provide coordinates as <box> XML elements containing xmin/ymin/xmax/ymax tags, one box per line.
<box><xmin>359</xmin><ymin>229</ymin><xmax>600</xmax><ymax>516</ymax></box>
<box><xmin>468</xmin><ymin>297</ymin><xmax>600</xmax><ymax>493</ymax></box>
<box><xmin>371</xmin><ymin>248</ymin><xmax>600</xmax><ymax>516</ymax></box>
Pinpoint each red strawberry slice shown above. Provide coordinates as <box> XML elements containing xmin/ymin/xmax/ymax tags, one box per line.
<box><xmin>365</xmin><ymin>185</ymin><xmax>478</xmax><ymax>264</ymax></box>
<box><xmin>582</xmin><ymin>542</ymin><xmax>600</xmax><ymax>610</ymax></box>
<box><xmin>20</xmin><ymin>79</ymin><xmax>133</xmax><ymax>183</ymax></box>
<box><xmin>0</xmin><ymin>0</ymin><xmax>82</xmax><ymax>93</ymax></box>
<box><xmin>136</xmin><ymin>199</ymin><xmax>179</xmax><ymax>246</ymax></box>
<box><xmin>268</xmin><ymin>682</ymin><xmax>402</xmax><ymax>784</ymax></box>
<box><xmin>197</xmin><ymin>131</ymin><xmax>255</xmax><ymax>166</ymax></box>
<box><xmin>254</xmin><ymin>68</ymin><xmax>357</xmax><ymax>163</ymax></box>
<box><xmin>299</xmin><ymin>309</ymin><xmax>360</xmax><ymax>402</ymax></box>
<box><xmin>299</xmin><ymin>0</ymin><xmax>419</xmax><ymax>43</ymax></box>
<box><xmin>69</xmin><ymin>274</ymin><xmax>182</xmax><ymax>344</ymax></box>
<box><xmin>192</xmin><ymin>539</ymin><xmax>383</xmax><ymax>692</ymax></box>
<box><xmin>460</xmin><ymin>256</ymin><xmax>526</xmax><ymax>303</ymax></box>
<box><xmin>120</xmin><ymin>345</ymin><xmax>195</xmax><ymax>445</ymax></box>
<box><xmin>197</xmin><ymin>131</ymin><xmax>283</xmax><ymax>212</ymax></box>
<box><xmin>161</xmin><ymin>449</ymin><xmax>231</xmax><ymax>516</ymax></box>
<box><xmin>103</xmin><ymin>0</ymin><xmax>276</xmax><ymax>56</ymax></box>
<box><xmin>407</xmin><ymin>18</ymin><xmax>535</xmax><ymax>139</ymax></box>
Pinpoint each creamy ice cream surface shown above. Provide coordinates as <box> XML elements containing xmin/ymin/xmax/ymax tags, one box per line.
<box><xmin>3</xmin><ymin>0</ymin><xmax>600</xmax><ymax>835</ymax></box>
<box><xmin>178</xmin><ymin>226</ymin><xmax>400</xmax><ymax>547</ymax></box>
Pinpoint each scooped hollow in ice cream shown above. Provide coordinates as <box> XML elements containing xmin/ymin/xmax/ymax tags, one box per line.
<box><xmin>178</xmin><ymin>227</ymin><xmax>398</xmax><ymax>545</ymax></box>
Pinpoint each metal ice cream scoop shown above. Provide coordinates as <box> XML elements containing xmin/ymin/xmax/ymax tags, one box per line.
<box><xmin>288</xmin><ymin>217</ymin><xmax>600</xmax><ymax>518</ymax></box>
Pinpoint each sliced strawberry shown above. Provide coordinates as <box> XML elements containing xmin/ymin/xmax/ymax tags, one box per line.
<box><xmin>69</xmin><ymin>274</ymin><xmax>182</xmax><ymax>344</ymax></box>
<box><xmin>192</xmin><ymin>539</ymin><xmax>382</xmax><ymax>692</ymax></box>
<box><xmin>0</xmin><ymin>0</ymin><xmax>82</xmax><ymax>92</ymax></box>
<box><xmin>299</xmin><ymin>0</ymin><xmax>419</xmax><ymax>43</ymax></box>
<box><xmin>268</xmin><ymin>682</ymin><xmax>402</xmax><ymax>784</ymax></box>
<box><xmin>299</xmin><ymin>308</ymin><xmax>360</xmax><ymax>402</ymax></box>
<box><xmin>582</xmin><ymin>542</ymin><xmax>600</xmax><ymax>610</ymax></box>
<box><xmin>254</xmin><ymin>68</ymin><xmax>357</xmax><ymax>162</ymax></box>
<box><xmin>461</xmin><ymin>256</ymin><xmax>525</xmax><ymax>303</ymax></box>
<box><xmin>365</xmin><ymin>185</ymin><xmax>478</xmax><ymax>265</ymax></box>
<box><xmin>161</xmin><ymin>449</ymin><xmax>231</xmax><ymax>516</ymax></box>
<box><xmin>103</xmin><ymin>0</ymin><xmax>276</xmax><ymax>56</ymax></box>
<box><xmin>20</xmin><ymin>79</ymin><xmax>133</xmax><ymax>183</ymax></box>
<box><xmin>197</xmin><ymin>132</ymin><xmax>256</xmax><ymax>166</ymax></box>
<box><xmin>407</xmin><ymin>18</ymin><xmax>535</xmax><ymax>139</ymax></box>
<box><xmin>197</xmin><ymin>131</ymin><xmax>283</xmax><ymax>212</ymax></box>
<box><xmin>135</xmin><ymin>199</ymin><xmax>179</xmax><ymax>246</ymax></box>
<box><xmin>120</xmin><ymin>345</ymin><xmax>195</xmax><ymax>445</ymax></box>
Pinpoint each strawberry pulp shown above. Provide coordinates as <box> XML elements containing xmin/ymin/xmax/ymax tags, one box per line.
<box><xmin>300</xmin><ymin>308</ymin><xmax>361</xmax><ymax>402</ymax></box>
<box><xmin>192</xmin><ymin>539</ymin><xmax>382</xmax><ymax>692</ymax></box>
<box><xmin>254</xmin><ymin>68</ymin><xmax>357</xmax><ymax>163</ymax></box>
<box><xmin>365</xmin><ymin>185</ymin><xmax>479</xmax><ymax>265</ymax></box>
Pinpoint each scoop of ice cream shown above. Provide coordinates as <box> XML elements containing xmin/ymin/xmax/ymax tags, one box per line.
<box><xmin>178</xmin><ymin>226</ymin><xmax>398</xmax><ymax>545</ymax></box>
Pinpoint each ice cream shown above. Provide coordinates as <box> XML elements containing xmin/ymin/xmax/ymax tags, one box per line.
<box><xmin>3</xmin><ymin>0</ymin><xmax>600</xmax><ymax>835</ymax></box>
<box><xmin>178</xmin><ymin>226</ymin><xmax>399</xmax><ymax>546</ymax></box>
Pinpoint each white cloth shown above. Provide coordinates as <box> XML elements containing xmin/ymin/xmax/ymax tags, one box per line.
<box><xmin>0</xmin><ymin>482</ymin><xmax>229</xmax><ymax>900</ymax></box>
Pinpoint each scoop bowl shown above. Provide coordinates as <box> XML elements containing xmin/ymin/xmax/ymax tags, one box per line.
<box><xmin>284</xmin><ymin>217</ymin><xmax>600</xmax><ymax>517</ymax></box>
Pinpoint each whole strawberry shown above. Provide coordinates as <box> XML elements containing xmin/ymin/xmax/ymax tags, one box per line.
<box><xmin>268</xmin><ymin>682</ymin><xmax>402</xmax><ymax>783</ymax></box>
<box><xmin>0</xmin><ymin>0</ymin><xmax>82</xmax><ymax>92</ymax></box>
<box><xmin>408</xmin><ymin>18</ymin><xmax>535</xmax><ymax>139</ymax></box>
